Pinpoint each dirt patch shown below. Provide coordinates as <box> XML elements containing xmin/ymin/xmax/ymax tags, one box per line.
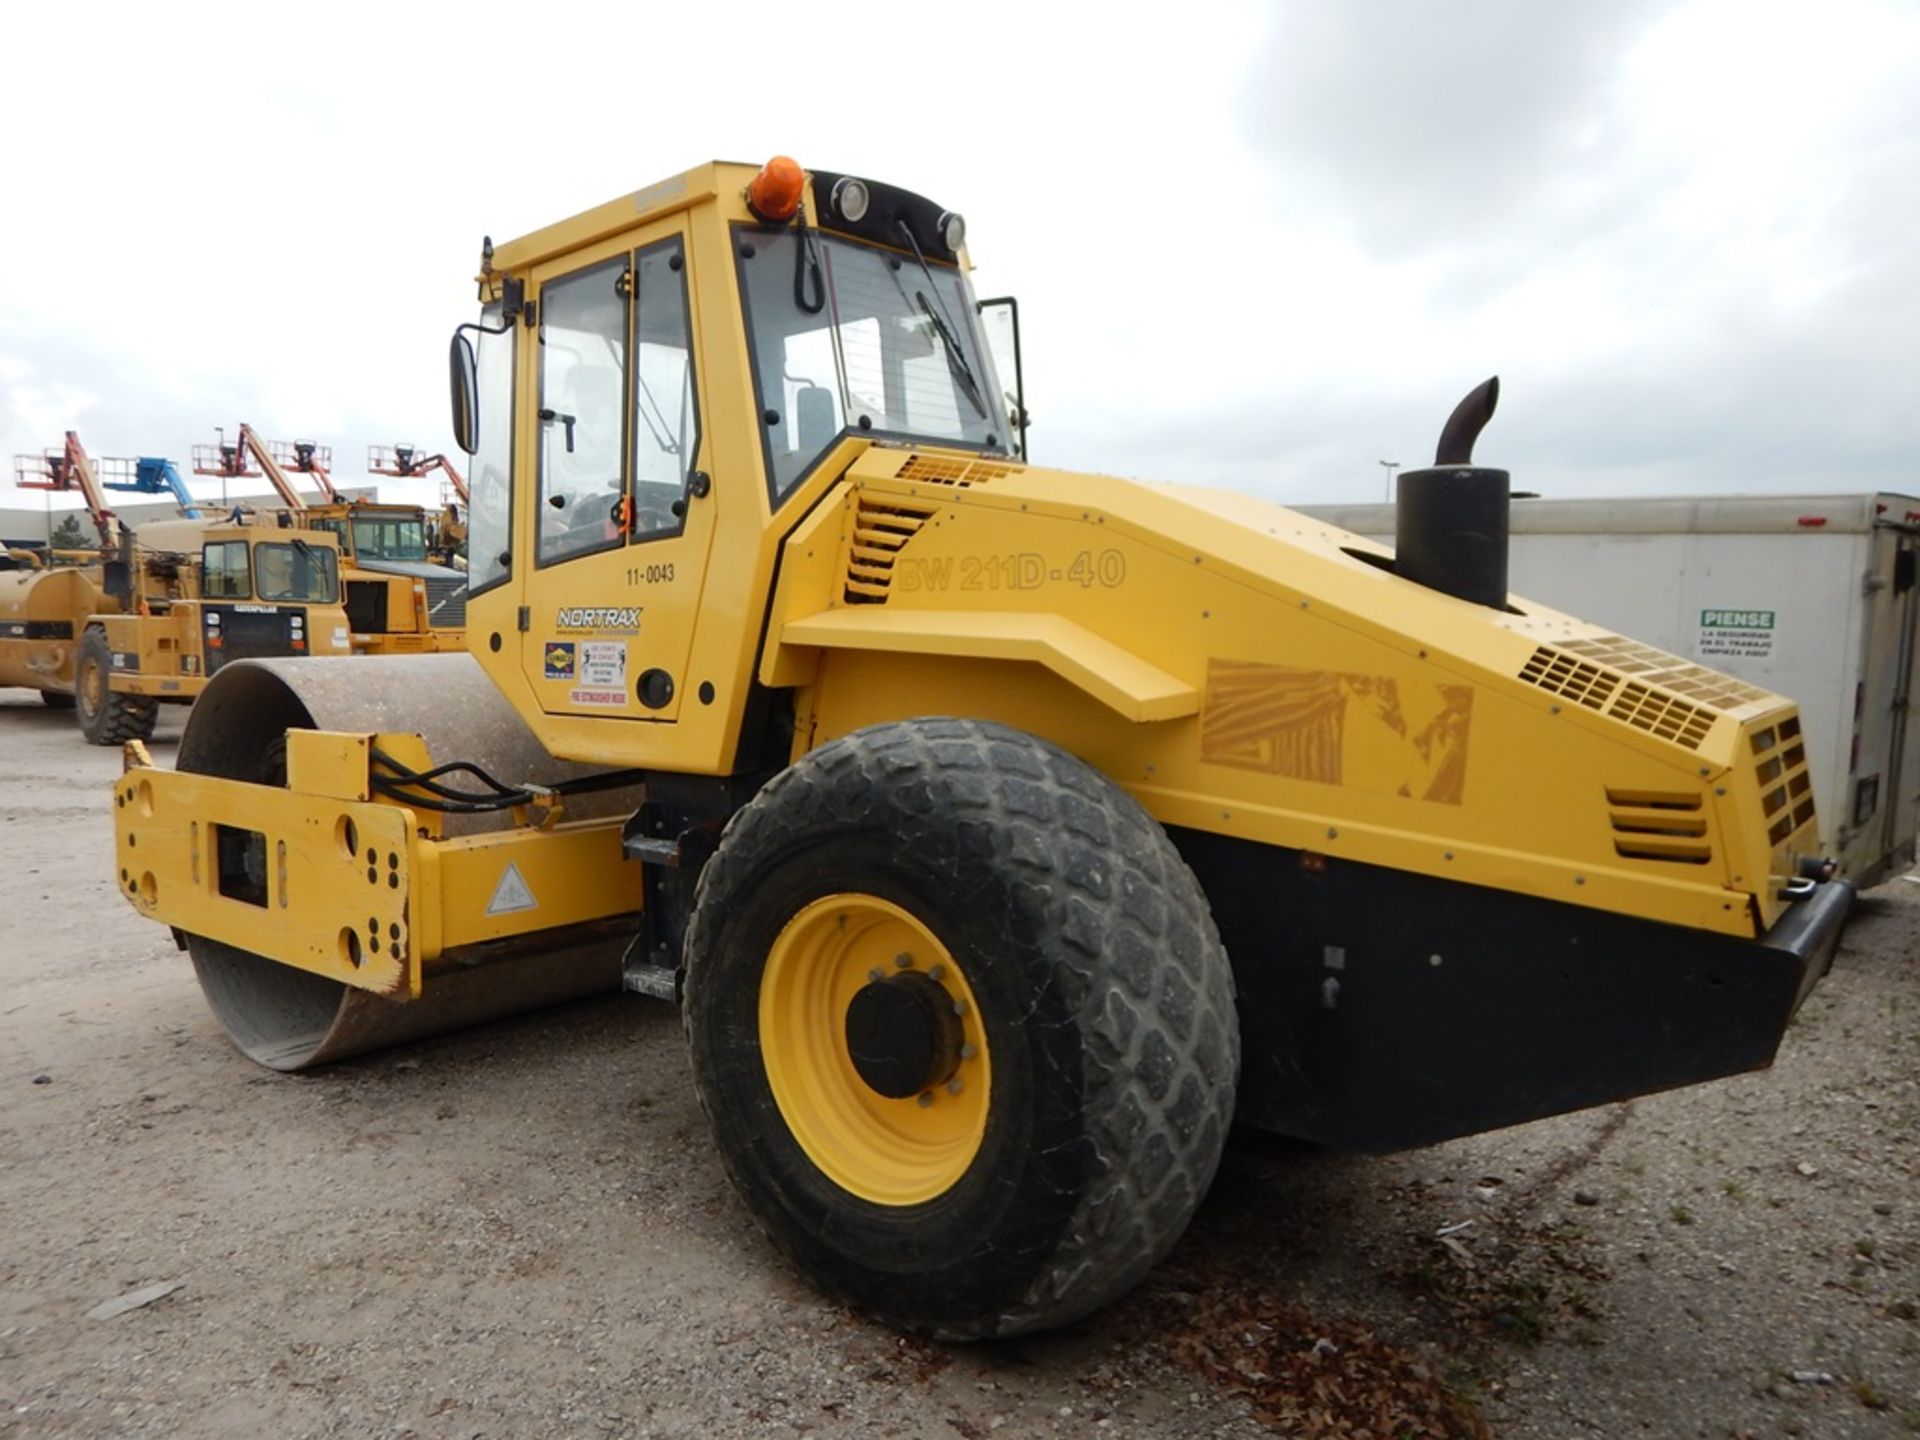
<box><xmin>1388</xmin><ymin>1180</ymin><xmax>1611</xmax><ymax>1350</ymax></box>
<box><xmin>1142</xmin><ymin>1282</ymin><xmax>1488</xmax><ymax>1438</ymax></box>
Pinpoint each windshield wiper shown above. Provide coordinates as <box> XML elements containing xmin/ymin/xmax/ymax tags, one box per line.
<box><xmin>915</xmin><ymin>292</ymin><xmax>989</xmax><ymax>420</ymax></box>
<box><xmin>893</xmin><ymin>220</ymin><xmax>989</xmax><ymax>421</ymax></box>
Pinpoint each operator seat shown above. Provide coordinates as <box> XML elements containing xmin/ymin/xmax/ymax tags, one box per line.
<box><xmin>796</xmin><ymin>384</ymin><xmax>837</xmax><ymax>454</ymax></box>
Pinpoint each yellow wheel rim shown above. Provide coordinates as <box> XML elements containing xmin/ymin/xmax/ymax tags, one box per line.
<box><xmin>760</xmin><ymin>893</ymin><xmax>991</xmax><ymax>1207</ymax></box>
<box><xmin>81</xmin><ymin>656</ymin><xmax>105</xmax><ymax>712</ymax></box>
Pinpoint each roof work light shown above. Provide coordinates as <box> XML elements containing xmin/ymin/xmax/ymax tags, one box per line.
<box><xmin>830</xmin><ymin>176</ymin><xmax>870</xmax><ymax>223</ymax></box>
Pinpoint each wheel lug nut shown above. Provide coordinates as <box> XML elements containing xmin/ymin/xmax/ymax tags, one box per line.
<box><xmin>927</xmin><ymin>963</ymin><xmax>945</xmax><ymax>981</ymax></box>
<box><xmin>916</xmin><ymin>1092</ymin><xmax>934</xmax><ymax>1108</ymax></box>
<box><xmin>894</xmin><ymin>952</ymin><xmax>913</xmax><ymax>969</ymax></box>
<box><xmin>959</xmin><ymin>1043</ymin><xmax>976</xmax><ymax>1060</ymax></box>
<box><xmin>946</xmin><ymin>1078</ymin><xmax>964</xmax><ymax>1096</ymax></box>
<box><xmin>867</xmin><ymin>968</ymin><xmax>884</xmax><ymax>983</ymax></box>
<box><xmin>952</xmin><ymin>998</ymin><xmax>968</xmax><ymax>1016</ymax></box>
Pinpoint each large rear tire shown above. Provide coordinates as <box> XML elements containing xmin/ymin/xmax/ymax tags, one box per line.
<box><xmin>75</xmin><ymin>627</ymin><xmax>156</xmax><ymax>746</ymax></box>
<box><xmin>683</xmin><ymin>718</ymin><xmax>1239</xmax><ymax>1339</ymax></box>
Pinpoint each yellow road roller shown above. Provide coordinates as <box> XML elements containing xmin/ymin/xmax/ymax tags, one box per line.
<box><xmin>114</xmin><ymin>158</ymin><xmax>1852</xmax><ymax>1338</ymax></box>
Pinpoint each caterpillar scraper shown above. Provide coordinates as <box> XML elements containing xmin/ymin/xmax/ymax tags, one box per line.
<box><xmin>114</xmin><ymin>158</ymin><xmax>1853</xmax><ymax>1339</ymax></box>
<box><xmin>4</xmin><ymin>432</ymin><xmax>351</xmax><ymax>738</ymax></box>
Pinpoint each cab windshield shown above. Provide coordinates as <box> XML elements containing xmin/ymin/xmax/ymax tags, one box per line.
<box><xmin>738</xmin><ymin>228</ymin><xmax>1011</xmax><ymax>500</ymax></box>
<box><xmin>254</xmin><ymin>541</ymin><xmax>338</xmax><ymax>603</ymax></box>
<box><xmin>311</xmin><ymin>514</ymin><xmax>428</xmax><ymax>563</ymax></box>
<box><xmin>348</xmin><ymin>516</ymin><xmax>427</xmax><ymax>562</ymax></box>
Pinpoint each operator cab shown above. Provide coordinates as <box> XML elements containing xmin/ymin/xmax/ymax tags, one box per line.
<box><xmin>447</xmin><ymin>159</ymin><xmax>1025</xmax><ymax>768</ymax></box>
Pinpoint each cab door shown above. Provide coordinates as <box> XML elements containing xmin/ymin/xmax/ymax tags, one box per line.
<box><xmin>521</xmin><ymin>226</ymin><xmax>714</xmax><ymax>721</ymax></box>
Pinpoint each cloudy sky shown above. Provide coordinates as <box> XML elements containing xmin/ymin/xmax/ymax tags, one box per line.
<box><xmin>2</xmin><ymin>0</ymin><xmax>1914</xmax><ymax>519</ymax></box>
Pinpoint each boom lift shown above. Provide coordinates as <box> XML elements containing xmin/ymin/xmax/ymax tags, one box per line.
<box><xmin>16</xmin><ymin>433</ymin><xmax>204</xmax><ymax>543</ymax></box>
<box><xmin>97</xmin><ymin>456</ymin><xmax>204</xmax><ymax>519</ymax></box>
<box><xmin>192</xmin><ymin>425</ymin><xmax>345</xmax><ymax>506</ymax></box>
<box><xmin>192</xmin><ymin>423</ymin><xmax>312</xmax><ymax>511</ymax></box>
<box><xmin>369</xmin><ymin>443</ymin><xmax>468</xmax><ymax>504</ymax></box>
<box><xmin>264</xmin><ymin>437</ymin><xmax>346</xmax><ymax>504</ymax></box>
<box><xmin>114</xmin><ymin>158</ymin><xmax>1853</xmax><ymax>1339</ymax></box>
<box><xmin>13</xmin><ymin>431</ymin><xmax>122</xmax><ymax>548</ymax></box>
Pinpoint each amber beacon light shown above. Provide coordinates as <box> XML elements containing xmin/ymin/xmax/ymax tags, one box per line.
<box><xmin>747</xmin><ymin>155</ymin><xmax>806</xmax><ymax>221</ymax></box>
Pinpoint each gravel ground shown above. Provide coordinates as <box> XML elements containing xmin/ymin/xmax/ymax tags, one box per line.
<box><xmin>2</xmin><ymin>684</ymin><xmax>1917</xmax><ymax>1438</ymax></box>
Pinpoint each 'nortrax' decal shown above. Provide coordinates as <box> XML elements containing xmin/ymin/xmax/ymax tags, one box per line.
<box><xmin>554</xmin><ymin>606</ymin><xmax>642</xmax><ymax>634</ymax></box>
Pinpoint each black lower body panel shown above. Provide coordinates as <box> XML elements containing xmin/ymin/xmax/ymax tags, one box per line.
<box><xmin>1168</xmin><ymin>828</ymin><xmax>1853</xmax><ymax>1153</ymax></box>
<box><xmin>205</xmin><ymin>607</ymin><xmax>298</xmax><ymax>674</ymax></box>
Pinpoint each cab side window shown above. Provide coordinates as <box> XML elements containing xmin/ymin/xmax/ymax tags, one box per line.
<box><xmin>202</xmin><ymin>540</ymin><xmax>251</xmax><ymax>598</ymax></box>
<box><xmin>629</xmin><ymin>237</ymin><xmax>700</xmax><ymax>542</ymax></box>
<box><xmin>536</xmin><ymin>258</ymin><xmax>628</xmax><ymax>567</ymax></box>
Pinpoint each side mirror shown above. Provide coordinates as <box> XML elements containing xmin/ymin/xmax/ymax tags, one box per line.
<box><xmin>449</xmin><ymin>332</ymin><xmax>480</xmax><ymax>455</ymax></box>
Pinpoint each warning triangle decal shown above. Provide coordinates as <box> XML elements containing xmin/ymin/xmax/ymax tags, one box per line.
<box><xmin>486</xmin><ymin>861</ymin><xmax>538</xmax><ymax>915</ymax></box>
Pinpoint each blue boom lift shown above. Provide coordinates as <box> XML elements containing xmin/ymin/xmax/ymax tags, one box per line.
<box><xmin>98</xmin><ymin>455</ymin><xmax>202</xmax><ymax>518</ymax></box>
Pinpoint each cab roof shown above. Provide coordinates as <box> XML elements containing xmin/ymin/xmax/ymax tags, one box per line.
<box><xmin>487</xmin><ymin>161</ymin><xmax>969</xmax><ymax>276</ymax></box>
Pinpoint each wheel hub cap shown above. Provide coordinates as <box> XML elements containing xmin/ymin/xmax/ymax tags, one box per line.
<box><xmin>845</xmin><ymin>972</ymin><xmax>963</xmax><ymax>1099</ymax></box>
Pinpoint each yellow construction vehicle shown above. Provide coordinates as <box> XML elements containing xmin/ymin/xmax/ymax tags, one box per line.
<box><xmin>113</xmin><ymin>158</ymin><xmax>1852</xmax><ymax>1339</ymax></box>
<box><xmin>3</xmin><ymin>433</ymin><xmax>352</xmax><ymax>740</ymax></box>
<box><xmin>194</xmin><ymin>427</ymin><xmax>469</xmax><ymax>651</ymax></box>
<box><xmin>368</xmin><ymin>444</ymin><xmax>470</xmax><ymax>569</ymax></box>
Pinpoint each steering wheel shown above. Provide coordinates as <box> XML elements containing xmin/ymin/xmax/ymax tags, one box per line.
<box><xmin>631</xmin><ymin>481</ymin><xmax>684</xmax><ymax>534</ymax></box>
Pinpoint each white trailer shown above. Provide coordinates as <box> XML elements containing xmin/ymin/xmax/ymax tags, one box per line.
<box><xmin>1297</xmin><ymin>493</ymin><xmax>1920</xmax><ymax>888</ymax></box>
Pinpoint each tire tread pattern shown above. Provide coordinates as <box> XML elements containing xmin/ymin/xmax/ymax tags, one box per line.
<box><xmin>684</xmin><ymin>718</ymin><xmax>1239</xmax><ymax>1338</ymax></box>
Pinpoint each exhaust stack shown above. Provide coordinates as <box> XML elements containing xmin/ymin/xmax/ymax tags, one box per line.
<box><xmin>1394</xmin><ymin>377</ymin><xmax>1510</xmax><ymax>609</ymax></box>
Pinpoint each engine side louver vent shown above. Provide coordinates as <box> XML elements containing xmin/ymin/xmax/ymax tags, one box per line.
<box><xmin>1518</xmin><ymin>647</ymin><xmax>1620</xmax><ymax>712</ymax></box>
<box><xmin>1605</xmin><ymin>787</ymin><xmax>1712</xmax><ymax>865</ymax></box>
<box><xmin>1557</xmin><ymin>636</ymin><xmax>1772</xmax><ymax>712</ymax></box>
<box><xmin>424</xmin><ymin>576</ymin><xmax>468</xmax><ymax>630</ymax></box>
<box><xmin>896</xmin><ymin>455</ymin><xmax>1018</xmax><ymax>488</ymax></box>
<box><xmin>1749</xmin><ymin>713</ymin><xmax>1817</xmax><ymax>846</ymax></box>
<box><xmin>844</xmin><ymin>496</ymin><xmax>938</xmax><ymax>605</ymax></box>
<box><xmin>1519</xmin><ymin>642</ymin><xmax>1716</xmax><ymax>750</ymax></box>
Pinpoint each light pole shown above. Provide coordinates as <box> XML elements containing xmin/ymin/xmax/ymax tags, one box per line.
<box><xmin>1378</xmin><ymin>459</ymin><xmax>1399</xmax><ymax>502</ymax></box>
